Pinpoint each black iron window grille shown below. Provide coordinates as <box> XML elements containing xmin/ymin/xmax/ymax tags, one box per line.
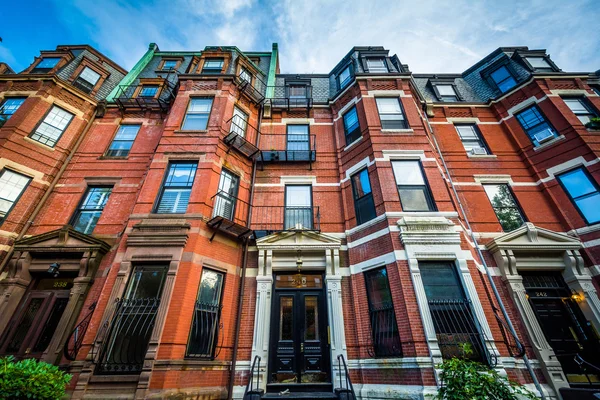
<box><xmin>96</xmin><ymin>265</ymin><xmax>167</xmax><ymax>374</ymax></box>
<box><xmin>392</xmin><ymin>161</ymin><xmax>436</xmax><ymax>212</ymax></box>
<box><xmin>31</xmin><ymin>57</ymin><xmax>60</xmax><ymax>73</ymax></box>
<box><xmin>375</xmin><ymin>98</ymin><xmax>407</xmax><ymax>129</ymax></box>
<box><xmin>343</xmin><ymin>106</ymin><xmax>361</xmax><ymax>145</ymax></box>
<box><xmin>455</xmin><ymin>124</ymin><xmax>489</xmax><ymax>155</ymax></box>
<box><xmin>202</xmin><ymin>58</ymin><xmax>224</xmax><ymax>74</ymax></box>
<box><xmin>351</xmin><ymin>168</ymin><xmax>376</xmax><ymax>225</ymax></box>
<box><xmin>420</xmin><ymin>262</ymin><xmax>494</xmax><ymax>366</ymax></box>
<box><xmin>106</xmin><ymin>125</ymin><xmax>140</xmax><ymax>157</ymax></box>
<box><xmin>187</xmin><ymin>268</ymin><xmax>224</xmax><ymax>359</ymax></box>
<box><xmin>557</xmin><ymin>167</ymin><xmax>600</xmax><ymax>225</ymax></box>
<box><xmin>0</xmin><ymin>97</ymin><xmax>26</xmax><ymax>126</ymax></box>
<box><xmin>182</xmin><ymin>98</ymin><xmax>213</xmax><ymax>131</ymax></box>
<box><xmin>73</xmin><ymin>67</ymin><xmax>101</xmax><ymax>94</ymax></box>
<box><xmin>515</xmin><ymin>105</ymin><xmax>558</xmax><ymax>146</ymax></box>
<box><xmin>483</xmin><ymin>184</ymin><xmax>525</xmax><ymax>232</ymax></box>
<box><xmin>71</xmin><ymin>186</ymin><xmax>112</xmax><ymax>234</ymax></box>
<box><xmin>0</xmin><ymin>169</ymin><xmax>31</xmax><ymax>221</ymax></box>
<box><xmin>30</xmin><ymin>105</ymin><xmax>74</xmax><ymax>147</ymax></box>
<box><xmin>155</xmin><ymin>162</ymin><xmax>198</xmax><ymax>213</ymax></box>
<box><xmin>364</xmin><ymin>267</ymin><xmax>402</xmax><ymax>357</ymax></box>
<box><xmin>284</xmin><ymin>185</ymin><xmax>313</xmax><ymax>230</ymax></box>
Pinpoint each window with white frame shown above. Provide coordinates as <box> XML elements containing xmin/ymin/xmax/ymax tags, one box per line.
<box><xmin>436</xmin><ymin>84</ymin><xmax>459</xmax><ymax>102</ymax></box>
<box><xmin>376</xmin><ymin>98</ymin><xmax>407</xmax><ymax>129</ymax></box>
<box><xmin>0</xmin><ymin>169</ymin><xmax>31</xmax><ymax>220</ymax></box>
<box><xmin>366</xmin><ymin>58</ymin><xmax>388</xmax><ymax>73</ymax></box>
<box><xmin>483</xmin><ymin>184</ymin><xmax>525</xmax><ymax>231</ymax></box>
<box><xmin>73</xmin><ymin>67</ymin><xmax>101</xmax><ymax>94</ymax></box>
<box><xmin>30</xmin><ymin>106</ymin><xmax>74</xmax><ymax>147</ymax></box>
<box><xmin>455</xmin><ymin>125</ymin><xmax>489</xmax><ymax>155</ymax></box>
<box><xmin>392</xmin><ymin>161</ymin><xmax>435</xmax><ymax>211</ymax></box>
<box><xmin>182</xmin><ymin>98</ymin><xmax>213</xmax><ymax>130</ymax></box>
<box><xmin>155</xmin><ymin>162</ymin><xmax>198</xmax><ymax>213</ymax></box>
<box><xmin>0</xmin><ymin>98</ymin><xmax>26</xmax><ymax>124</ymax></box>
<box><xmin>562</xmin><ymin>97</ymin><xmax>597</xmax><ymax>125</ymax></box>
<box><xmin>525</xmin><ymin>57</ymin><xmax>554</xmax><ymax>72</ymax></box>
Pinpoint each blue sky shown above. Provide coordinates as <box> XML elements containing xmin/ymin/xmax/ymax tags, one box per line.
<box><xmin>2</xmin><ymin>0</ymin><xmax>599</xmax><ymax>74</ymax></box>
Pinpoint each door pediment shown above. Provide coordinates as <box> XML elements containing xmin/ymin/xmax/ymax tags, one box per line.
<box><xmin>256</xmin><ymin>231</ymin><xmax>341</xmax><ymax>250</ymax></box>
<box><xmin>14</xmin><ymin>225</ymin><xmax>111</xmax><ymax>253</ymax></box>
<box><xmin>486</xmin><ymin>223</ymin><xmax>582</xmax><ymax>253</ymax></box>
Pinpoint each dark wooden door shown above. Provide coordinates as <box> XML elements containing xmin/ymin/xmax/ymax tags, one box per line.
<box><xmin>0</xmin><ymin>277</ymin><xmax>72</xmax><ymax>359</ymax></box>
<box><xmin>269</xmin><ymin>274</ymin><xmax>330</xmax><ymax>385</ymax></box>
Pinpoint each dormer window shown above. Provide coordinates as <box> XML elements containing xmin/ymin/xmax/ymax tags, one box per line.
<box><xmin>162</xmin><ymin>60</ymin><xmax>178</xmax><ymax>71</ymax></box>
<box><xmin>436</xmin><ymin>84</ymin><xmax>459</xmax><ymax>102</ymax></box>
<box><xmin>139</xmin><ymin>85</ymin><xmax>159</xmax><ymax>98</ymax></box>
<box><xmin>73</xmin><ymin>67</ymin><xmax>101</xmax><ymax>94</ymax></box>
<box><xmin>31</xmin><ymin>57</ymin><xmax>61</xmax><ymax>73</ymax></box>
<box><xmin>202</xmin><ymin>58</ymin><xmax>224</xmax><ymax>74</ymax></box>
<box><xmin>490</xmin><ymin>66</ymin><xmax>517</xmax><ymax>93</ymax></box>
<box><xmin>366</xmin><ymin>58</ymin><xmax>388</xmax><ymax>73</ymax></box>
<box><xmin>239</xmin><ymin>67</ymin><xmax>252</xmax><ymax>84</ymax></box>
<box><xmin>288</xmin><ymin>84</ymin><xmax>307</xmax><ymax>99</ymax></box>
<box><xmin>525</xmin><ymin>57</ymin><xmax>554</xmax><ymax>72</ymax></box>
<box><xmin>338</xmin><ymin>66</ymin><xmax>352</xmax><ymax>89</ymax></box>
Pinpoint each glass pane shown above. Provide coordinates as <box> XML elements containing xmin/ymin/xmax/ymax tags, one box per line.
<box><xmin>0</xmin><ymin>98</ymin><xmax>26</xmax><ymax>116</ymax></box>
<box><xmin>79</xmin><ymin>67</ymin><xmax>101</xmax><ymax>85</ymax></box>
<box><xmin>125</xmin><ymin>266</ymin><xmax>167</xmax><ymax>299</ymax></box>
<box><xmin>182</xmin><ymin>113</ymin><xmax>209</xmax><ymax>130</ymax></box>
<box><xmin>398</xmin><ymin>187</ymin><xmax>431</xmax><ymax>211</ymax></box>
<box><xmin>343</xmin><ymin>107</ymin><xmax>359</xmax><ymax>132</ymax></box>
<box><xmin>114</xmin><ymin>125</ymin><xmax>140</xmax><ymax>141</ymax></box>
<box><xmin>5</xmin><ymin>298</ymin><xmax>45</xmax><ymax>352</ymax></box>
<box><xmin>157</xmin><ymin>188</ymin><xmax>191</xmax><ymax>213</ymax></box>
<box><xmin>351</xmin><ymin>169</ymin><xmax>371</xmax><ymax>199</ymax></box>
<box><xmin>32</xmin><ymin>297</ymin><xmax>69</xmax><ymax>352</ymax></box>
<box><xmin>564</xmin><ymin>98</ymin><xmax>588</xmax><ymax>113</ymax></box>
<box><xmin>165</xmin><ymin>163</ymin><xmax>197</xmax><ymax>187</ymax></box>
<box><xmin>198</xmin><ymin>269</ymin><xmax>224</xmax><ymax>306</ymax></box>
<box><xmin>365</xmin><ymin>268</ymin><xmax>393</xmax><ymax>307</ymax></box>
<box><xmin>36</xmin><ymin>58</ymin><xmax>60</xmax><ymax>69</ymax></box>
<box><xmin>0</xmin><ymin>170</ymin><xmax>30</xmax><ymax>203</ymax></box>
<box><xmin>139</xmin><ymin>86</ymin><xmax>158</xmax><ymax>97</ymax></box>
<box><xmin>376</xmin><ymin>98</ymin><xmax>401</xmax><ymax>114</ymax></box>
<box><xmin>527</xmin><ymin>57</ymin><xmax>552</xmax><ymax>69</ymax></box>
<box><xmin>392</xmin><ymin>161</ymin><xmax>425</xmax><ymax>185</ymax></box>
<box><xmin>490</xmin><ymin>66</ymin><xmax>510</xmax><ymax>82</ymax></box>
<box><xmin>279</xmin><ymin>297</ymin><xmax>294</xmax><ymax>340</ymax></box>
<box><xmin>304</xmin><ymin>296</ymin><xmax>319</xmax><ymax>341</ymax></box>
<box><xmin>188</xmin><ymin>98</ymin><xmax>213</xmax><ymax>113</ymax></box>
<box><xmin>558</xmin><ymin>169</ymin><xmax>596</xmax><ymax>199</ymax></box>
<box><xmin>420</xmin><ymin>263</ymin><xmax>464</xmax><ymax>300</ymax></box>
<box><xmin>72</xmin><ymin>210</ymin><xmax>102</xmax><ymax>234</ymax></box>
<box><xmin>286</xmin><ymin>185</ymin><xmax>311</xmax><ymax>206</ymax></box>
<box><xmin>339</xmin><ymin>66</ymin><xmax>351</xmax><ymax>87</ymax></box>
<box><xmin>367</xmin><ymin>58</ymin><xmax>387</xmax><ymax>72</ymax></box>
<box><xmin>455</xmin><ymin>125</ymin><xmax>478</xmax><ymax>139</ymax></box>
<box><xmin>484</xmin><ymin>184</ymin><xmax>524</xmax><ymax>231</ymax></box>
<box><xmin>576</xmin><ymin>193</ymin><xmax>600</xmax><ymax>224</ymax></box>
<box><xmin>218</xmin><ymin>169</ymin><xmax>239</xmax><ymax>196</ymax></box>
<box><xmin>437</xmin><ymin>85</ymin><xmax>456</xmax><ymax>96</ymax></box>
<box><xmin>44</xmin><ymin>106</ymin><xmax>74</xmax><ymax>130</ymax></box>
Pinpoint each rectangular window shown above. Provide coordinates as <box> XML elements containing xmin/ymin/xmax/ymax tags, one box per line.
<box><xmin>351</xmin><ymin>168</ymin><xmax>376</xmax><ymax>225</ymax></box>
<box><xmin>31</xmin><ymin>57</ymin><xmax>60</xmax><ymax>73</ymax></box>
<box><xmin>73</xmin><ymin>67</ymin><xmax>101</xmax><ymax>94</ymax></box>
<box><xmin>285</xmin><ymin>185</ymin><xmax>313</xmax><ymax>230</ymax></box>
<box><xmin>139</xmin><ymin>85</ymin><xmax>159</xmax><ymax>98</ymax></box>
<box><xmin>392</xmin><ymin>161</ymin><xmax>435</xmax><ymax>211</ymax></box>
<box><xmin>483</xmin><ymin>184</ymin><xmax>525</xmax><ymax>231</ymax></box>
<box><xmin>557</xmin><ymin>168</ymin><xmax>600</xmax><ymax>225</ymax></box>
<box><xmin>515</xmin><ymin>105</ymin><xmax>558</xmax><ymax>146</ymax></box>
<box><xmin>343</xmin><ymin>106</ymin><xmax>361</xmax><ymax>145</ymax></box>
<box><xmin>287</xmin><ymin>125</ymin><xmax>310</xmax><ymax>151</ymax></box>
<box><xmin>526</xmin><ymin>57</ymin><xmax>554</xmax><ymax>72</ymax></box>
<box><xmin>455</xmin><ymin>125</ymin><xmax>488</xmax><ymax>155</ymax></box>
<box><xmin>0</xmin><ymin>169</ymin><xmax>31</xmax><ymax>221</ymax></box>
<box><xmin>187</xmin><ymin>268</ymin><xmax>225</xmax><ymax>359</ymax></box>
<box><xmin>30</xmin><ymin>106</ymin><xmax>74</xmax><ymax>147</ymax></box>
<box><xmin>230</xmin><ymin>106</ymin><xmax>248</xmax><ymax>138</ymax></box>
<box><xmin>239</xmin><ymin>67</ymin><xmax>251</xmax><ymax>83</ymax></box>
<box><xmin>376</xmin><ymin>98</ymin><xmax>407</xmax><ymax>129</ymax></box>
<box><xmin>0</xmin><ymin>98</ymin><xmax>26</xmax><ymax>124</ymax></box>
<box><xmin>182</xmin><ymin>98</ymin><xmax>213</xmax><ymax>131</ymax></box>
<box><xmin>155</xmin><ymin>162</ymin><xmax>198</xmax><ymax>213</ymax></box>
<box><xmin>436</xmin><ymin>84</ymin><xmax>459</xmax><ymax>102</ymax></box>
<box><xmin>338</xmin><ymin>66</ymin><xmax>352</xmax><ymax>89</ymax></box>
<box><xmin>71</xmin><ymin>187</ymin><xmax>112</xmax><ymax>234</ymax></box>
<box><xmin>202</xmin><ymin>58</ymin><xmax>224</xmax><ymax>74</ymax></box>
<box><xmin>364</xmin><ymin>267</ymin><xmax>402</xmax><ymax>357</ymax></box>
<box><xmin>213</xmin><ymin>169</ymin><xmax>240</xmax><ymax>221</ymax></box>
<box><xmin>162</xmin><ymin>60</ymin><xmax>178</xmax><ymax>70</ymax></box>
<box><xmin>106</xmin><ymin>125</ymin><xmax>140</xmax><ymax>157</ymax></box>
<box><xmin>490</xmin><ymin>66</ymin><xmax>517</xmax><ymax>93</ymax></box>
<box><xmin>420</xmin><ymin>262</ymin><xmax>487</xmax><ymax>363</ymax></box>
<box><xmin>288</xmin><ymin>85</ymin><xmax>307</xmax><ymax>99</ymax></box>
<box><xmin>563</xmin><ymin>97</ymin><xmax>597</xmax><ymax>125</ymax></box>
<box><xmin>366</xmin><ymin>58</ymin><xmax>388</xmax><ymax>73</ymax></box>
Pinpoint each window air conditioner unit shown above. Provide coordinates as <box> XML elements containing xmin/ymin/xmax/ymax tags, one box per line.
<box><xmin>534</xmin><ymin>129</ymin><xmax>555</xmax><ymax>144</ymax></box>
<box><xmin>470</xmin><ymin>147</ymin><xmax>487</xmax><ymax>155</ymax></box>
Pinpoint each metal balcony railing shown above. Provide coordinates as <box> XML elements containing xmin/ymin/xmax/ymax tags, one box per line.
<box><xmin>234</xmin><ymin>72</ymin><xmax>266</xmax><ymax>105</ymax></box>
<box><xmin>428</xmin><ymin>299</ymin><xmax>496</xmax><ymax>367</ymax></box>
<box><xmin>258</xmin><ymin>134</ymin><xmax>316</xmax><ymax>167</ymax></box>
<box><xmin>223</xmin><ymin>115</ymin><xmax>260</xmax><ymax>159</ymax></box>
<box><xmin>64</xmin><ymin>302</ymin><xmax>96</xmax><ymax>361</ymax></box>
<box><xmin>95</xmin><ymin>297</ymin><xmax>161</xmax><ymax>374</ymax></box>
<box><xmin>264</xmin><ymin>86</ymin><xmax>313</xmax><ymax>110</ymax></box>
<box><xmin>251</xmin><ymin>206</ymin><xmax>320</xmax><ymax>236</ymax></box>
<box><xmin>207</xmin><ymin>190</ymin><xmax>252</xmax><ymax>240</ymax></box>
<box><xmin>113</xmin><ymin>78</ymin><xmax>178</xmax><ymax>113</ymax></box>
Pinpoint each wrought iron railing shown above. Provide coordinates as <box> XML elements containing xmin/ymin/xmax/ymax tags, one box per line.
<box><xmin>95</xmin><ymin>297</ymin><xmax>161</xmax><ymax>374</ymax></box>
<box><xmin>251</xmin><ymin>206</ymin><xmax>320</xmax><ymax>234</ymax></box>
<box><xmin>243</xmin><ymin>355</ymin><xmax>262</xmax><ymax>400</ymax></box>
<box><xmin>208</xmin><ymin>191</ymin><xmax>252</xmax><ymax>240</ymax></box>
<box><xmin>492</xmin><ymin>306</ymin><xmax>525</xmax><ymax>358</ymax></box>
<box><xmin>64</xmin><ymin>302</ymin><xmax>97</xmax><ymax>361</ymax></box>
<box><xmin>113</xmin><ymin>78</ymin><xmax>178</xmax><ymax>112</ymax></box>
<box><xmin>554</xmin><ymin>353</ymin><xmax>600</xmax><ymax>386</ymax></box>
<box><xmin>367</xmin><ymin>304</ymin><xmax>402</xmax><ymax>358</ymax></box>
<box><xmin>428</xmin><ymin>299</ymin><xmax>496</xmax><ymax>367</ymax></box>
<box><xmin>223</xmin><ymin>115</ymin><xmax>260</xmax><ymax>159</ymax></box>
<box><xmin>234</xmin><ymin>72</ymin><xmax>266</xmax><ymax>104</ymax></box>
<box><xmin>259</xmin><ymin>134</ymin><xmax>317</xmax><ymax>163</ymax></box>
<box><xmin>186</xmin><ymin>302</ymin><xmax>223</xmax><ymax>359</ymax></box>
<box><xmin>265</xmin><ymin>86</ymin><xmax>313</xmax><ymax>109</ymax></box>
<box><xmin>336</xmin><ymin>354</ymin><xmax>357</xmax><ymax>400</ymax></box>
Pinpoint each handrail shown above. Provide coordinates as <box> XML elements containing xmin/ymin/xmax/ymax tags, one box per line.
<box><xmin>337</xmin><ymin>354</ymin><xmax>356</xmax><ymax>400</ymax></box>
<box><xmin>492</xmin><ymin>306</ymin><xmax>525</xmax><ymax>357</ymax></box>
<box><xmin>64</xmin><ymin>302</ymin><xmax>97</xmax><ymax>361</ymax></box>
<box><xmin>244</xmin><ymin>355</ymin><xmax>261</xmax><ymax>396</ymax></box>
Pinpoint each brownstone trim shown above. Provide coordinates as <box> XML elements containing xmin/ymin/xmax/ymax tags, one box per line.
<box><xmin>23</xmin><ymin>50</ymin><xmax>74</xmax><ymax>75</ymax></box>
<box><xmin>28</xmin><ymin>103</ymin><xmax>75</xmax><ymax>149</ymax></box>
<box><xmin>157</xmin><ymin>57</ymin><xmax>184</xmax><ymax>72</ymax></box>
<box><xmin>133</xmin><ymin>78</ymin><xmax>167</xmax><ymax>99</ymax></box>
<box><xmin>194</xmin><ymin>52</ymin><xmax>232</xmax><ymax>74</ymax></box>
<box><xmin>68</xmin><ymin>57</ymin><xmax>110</xmax><ymax>96</ymax></box>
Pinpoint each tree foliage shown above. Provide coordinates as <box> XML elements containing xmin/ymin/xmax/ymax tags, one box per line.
<box><xmin>0</xmin><ymin>356</ymin><xmax>72</xmax><ymax>400</ymax></box>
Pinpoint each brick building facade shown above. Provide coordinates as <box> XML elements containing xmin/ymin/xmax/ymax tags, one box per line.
<box><xmin>0</xmin><ymin>42</ymin><xmax>599</xmax><ymax>400</ymax></box>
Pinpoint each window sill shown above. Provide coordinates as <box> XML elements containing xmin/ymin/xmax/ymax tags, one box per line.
<box><xmin>98</xmin><ymin>155</ymin><xmax>129</xmax><ymax>160</ymax></box>
<box><xmin>467</xmin><ymin>154</ymin><xmax>497</xmax><ymax>159</ymax></box>
<box><xmin>381</xmin><ymin>129</ymin><xmax>413</xmax><ymax>134</ymax></box>
<box><xmin>23</xmin><ymin>136</ymin><xmax>55</xmax><ymax>151</ymax></box>
<box><xmin>533</xmin><ymin>135</ymin><xmax>565</xmax><ymax>151</ymax></box>
<box><xmin>343</xmin><ymin>136</ymin><xmax>363</xmax><ymax>152</ymax></box>
<box><xmin>174</xmin><ymin>129</ymin><xmax>208</xmax><ymax>134</ymax></box>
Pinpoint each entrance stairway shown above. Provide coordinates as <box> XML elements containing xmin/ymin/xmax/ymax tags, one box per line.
<box><xmin>243</xmin><ymin>356</ymin><xmax>356</xmax><ymax>400</ymax></box>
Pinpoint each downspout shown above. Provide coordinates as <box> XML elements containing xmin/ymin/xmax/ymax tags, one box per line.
<box><xmin>416</xmin><ymin>92</ymin><xmax>546</xmax><ymax>398</ymax></box>
<box><xmin>0</xmin><ymin>107</ymin><xmax>98</xmax><ymax>273</ymax></box>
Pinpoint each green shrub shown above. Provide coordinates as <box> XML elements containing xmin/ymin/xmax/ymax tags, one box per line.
<box><xmin>435</xmin><ymin>357</ymin><xmax>537</xmax><ymax>400</ymax></box>
<box><xmin>0</xmin><ymin>356</ymin><xmax>72</xmax><ymax>400</ymax></box>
